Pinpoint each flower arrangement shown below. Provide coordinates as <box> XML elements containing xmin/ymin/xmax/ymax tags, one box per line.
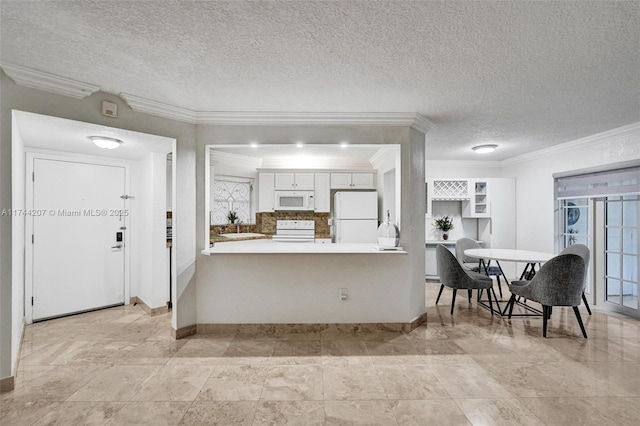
<box><xmin>227</xmin><ymin>210</ymin><xmax>238</xmax><ymax>224</ymax></box>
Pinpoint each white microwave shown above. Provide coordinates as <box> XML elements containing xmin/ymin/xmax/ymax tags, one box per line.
<box><xmin>274</xmin><ymin>191</ymin><xmax>315</xmax><ymax>211</ymax></box>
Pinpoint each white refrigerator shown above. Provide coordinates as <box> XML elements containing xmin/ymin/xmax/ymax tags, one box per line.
<box><xmin>334</xmin><ymin>191</ymin><xmax>379</xmax><ymax>243</ymax></box>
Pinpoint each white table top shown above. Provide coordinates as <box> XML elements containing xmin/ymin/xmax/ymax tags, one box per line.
<box><xmin>464</xmin><ymin>248</ymin><xmax>555</xmax><ymax>263</ymax></box>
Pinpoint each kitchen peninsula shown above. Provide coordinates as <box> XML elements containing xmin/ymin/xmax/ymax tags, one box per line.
<box><xmin>187</xmin><ymin>136</ymin><xmax>427</xmax><ymax>338</ymax></box>
<box><xmin>196</xmin><ymin>241</ymin><xmax>420</xmax><ymax>332</ymax></box>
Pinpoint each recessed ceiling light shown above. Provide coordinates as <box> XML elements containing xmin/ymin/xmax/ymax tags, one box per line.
<box><xmin>296</xmin><ymin>142</ymin><xmax>304</xmax><ymax>148</ymax></box>
<box><xmin>250</xmin><ymin>142</ymin><xmax>259</xmax><ymax>148</ymax></box>
<box><xmin>340</xmin><ymin>142</ymin><xmax>349</xmax><ymax>148</ymax></box>
<box><xmin>90</xmin><ymin>136</ymin><xmax>122</xmax><ymax>150</ymax></box>
<box><xmin>472</xmin><ymin>144</ymin><xmax>497</xmax><ymax>154</ymax></box>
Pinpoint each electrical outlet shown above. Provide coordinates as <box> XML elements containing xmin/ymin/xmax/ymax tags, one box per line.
<box><xmin>340</xmin><ymin>288</ymin><xmax>348</xmax><ymax>301</ymax></box>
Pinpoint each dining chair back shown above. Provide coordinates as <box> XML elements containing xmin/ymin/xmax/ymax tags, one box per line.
<box><xmin>507</xmin><ymin>253</ymin><xmax>587</xmax><ymax>337</ymax></box>
<box><xmin>559</xmin><ymin>244</ymin><xmax>592</xmax><ymax>315</ymax></box>
<box><xmin>455</xmin><ymin>238</ymin><xmax>481</xmax><ymax>272</ymax></box>
<box><xmin>436</xmin><ymin>244</ymin><xmax>493</xmax><ymax>315</ymax></box>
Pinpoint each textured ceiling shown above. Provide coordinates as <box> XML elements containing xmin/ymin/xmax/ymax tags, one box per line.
<box><xmin>1</xmin><ymin>1</ymin><xmax>639</xmax><ymax>160</ymax></box>
<box><xmin>14</xmin><ymin>111</ymin><xmax>173</xmax><ymax>160</ymax></box>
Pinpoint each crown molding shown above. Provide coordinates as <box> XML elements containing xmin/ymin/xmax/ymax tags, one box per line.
<box><xmin>209</xmin><ymin>150</ymin><xmax>263</xmax><ymax>169</ymax></box>
<box><xmin>1</xmin><ymin>64</ymin><xmax>432</xmax><ymax>130</ymax></box>
<box><xmin>120</xmin><ymin>93</ymin><xmax>197</xmax><ymax>124</ymax></box>
<box><xmin>369</xmin><ymin>145</ymin><xmax>400</xmax><ymax>169</ymax></box>
<box><xmin>1</xmin><ymin>63</ymin><xmax>100</xmax><ymax>99</ymax></box>
<box><xmin>501</xmin><ymin>122</ymin><xmax>640</xmax><ymax>167</ymax></box>
<box><xmin>196</xmin><ymin>111</ymin><xmax>433</xmax><ymax>132</ymax></box>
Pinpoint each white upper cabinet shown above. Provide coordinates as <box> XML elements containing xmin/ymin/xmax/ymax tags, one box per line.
<box><xmin>274</xmin><ymin>172</ymin><xmax>315</xmax><ymax>190</ymax></box>
<box><xmin>258</xmin><ymin>173</ymin><xmax>275</xmax><ymax>212</ymax></box>
<box><xmin>462</xmin><ymin>179</ymin><xmax>491</xmax><ymax>218</ymax></box>
<box><xmin>330</xmin><ymin>172</ymin><xmax>375</xmax><ymax>189</ymax></box>
<box><xmin>314</xmin><ymin>173</ymin><xmax>330</xmax><ymax>212</ymax></box>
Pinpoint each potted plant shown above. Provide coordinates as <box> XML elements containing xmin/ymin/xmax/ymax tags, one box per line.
<box><xmin>227</xmin><ymin>210</ymin><xmax>238</xmax><ymax>224</ymax></box>
<box><xmin>433</xmin><ymin>216</ymin><xmax>454</xmax><ymax>240</ymax></box>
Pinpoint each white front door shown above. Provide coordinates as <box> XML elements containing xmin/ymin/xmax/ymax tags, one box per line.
<box><xmin>31</xmin><ymin>158</ymin><xmax>126</xmax><ymax>320</ymax></box>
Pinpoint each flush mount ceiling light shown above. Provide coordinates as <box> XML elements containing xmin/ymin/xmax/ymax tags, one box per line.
<box><xmin>295</xmin><ymin>142</ymin><xmax>304</xmax><ymax>148</ymax></box>
<box><xmin>472</xmin><ymin>144</ymin><xmax>498</xmax><ymax>154</ymax></box>
<box><xmin>249</xmin><ymin>142</ymin><xmax>259</xmax><ymax>148</ymax></box>
<box><xmin>90</xmin><ymin>136</ymin><xmax>122</xmax><ymax>150</ymax></box>
<box><xmin>340</xmin><ymin>142</ymin><xmax>349</xmax><ymax>148</ymax></box>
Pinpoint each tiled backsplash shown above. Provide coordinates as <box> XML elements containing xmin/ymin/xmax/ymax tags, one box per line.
<box><xmin>210</xmin><ymin>212</ymin><xmax>330</xmax><ymax>238</ymax></box>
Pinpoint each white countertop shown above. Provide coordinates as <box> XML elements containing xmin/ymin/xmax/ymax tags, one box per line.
<box><xmin>202</xmin><ymin>243</ymin><xmax>407</xmax><ymax>255</ymax></box>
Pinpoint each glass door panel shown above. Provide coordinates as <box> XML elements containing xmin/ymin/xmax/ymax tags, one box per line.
<box><xmin>605</xmin><ymin>195</ymin><xmax>639</xmax><ymax>315</ymax></box>
<box><xmin>561</xmin><ymin>198</ymin><xmax>591</xmax><ymax>292</ymax></box>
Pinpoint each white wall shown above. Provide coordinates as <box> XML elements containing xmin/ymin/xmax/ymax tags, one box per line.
<box><xmin>10</xmin><ymin>113</ymin><xmax>25</xmax><ymax>380</ymax></box>
<box><xmin>426</xmin><ymin>161</ymin><xmax>503</xmax><ymax>179</ymax></box>
<box><xmin>503</xmin><ymin>123</ymin><xmax>640</xmax><ymax>253</ymax></box>
<box><xmin>371</xmin><ymin>146</ymin><xmax>401</xmax><ymax>226</ymax></box>
<box><xmin>133</xmin><ymin>153</ymin><xmax>169</xmax><ymax>309</ymax></box>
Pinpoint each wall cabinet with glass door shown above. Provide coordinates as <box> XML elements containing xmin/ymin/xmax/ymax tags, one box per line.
<box><xmin>462</xmin><ymin>179</ymin><xmax>490</xmax><ymax>218</ymax></box>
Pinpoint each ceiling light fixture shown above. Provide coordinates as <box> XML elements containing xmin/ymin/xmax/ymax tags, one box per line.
<box><xmin>250</xmin><ymin>142</ymin><xmax>259</xmax><ymax>148</ymax></box>
<box><xmin>296</xmin><ymin>142</ymin><xmax>304</xmax><ymax>148</ymax></box>
<box><xmin>472</xmin><ymin>144</ymin><xmax>497</xmax><ymax>154</ymax></box>
<box><xmin>90</xmin><ymin>136</ymin><xmax>122</xmax><ymax>150</ymax></box>
<box><xmin>340</xmin><ymin>142</ymin><xmax>349</xmax><ymax>148</ymax></box>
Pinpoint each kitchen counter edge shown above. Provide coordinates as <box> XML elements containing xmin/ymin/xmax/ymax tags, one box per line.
<box><xmin>202</xmin><ymin>243</ymin><xmax>408</xmax><ymax>255</ymax></box>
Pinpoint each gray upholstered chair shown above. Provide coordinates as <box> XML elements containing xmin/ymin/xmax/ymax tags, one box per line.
<box><xmin>436</xmin><ymin>244</ymin><xmax>494</xmax><ymax>315</ymax></box>
<box><xmin>455</xmin><ymin>238</ymin><xmax>481</xmax><ymax>272</ymax></box>
<box><xmin>507</xmin><ymin>253</ymin><xmax>587</xmax><ymax>338</ymax></box>
<box><xmin>455</xmin><ymin>237</ymin><xmax>504</xmax><ymax>298</ymax></box>
<box><xmin>559</xmin><ymin>244</ymin><xmax>592</xmax><ymax>315</ymax></box>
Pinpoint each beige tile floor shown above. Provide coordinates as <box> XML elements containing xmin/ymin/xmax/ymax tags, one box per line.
<box><xmin>1</xmin><ymin>283</ymin><xmax>639</xmax><ymax>425</ymax></box>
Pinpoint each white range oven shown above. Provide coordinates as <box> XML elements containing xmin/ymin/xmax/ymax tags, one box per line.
<box><xmin>272</xmin><ymin>220</ymin><xmax>315</xmax><ymax>243</ymax></box>
<box><xmin>274</xmin><ymin>191</ymin><xmax>315</xmax><ymax>211</ymax></box>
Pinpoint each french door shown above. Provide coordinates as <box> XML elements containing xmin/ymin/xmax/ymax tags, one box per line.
<box><xmin>603</xmin><ymin>195</ymin><xmax>639</xmax><ymax>316</ymax></box>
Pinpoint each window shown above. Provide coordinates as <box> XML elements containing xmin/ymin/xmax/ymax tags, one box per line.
<box><xmin>211</xmin><ymin>176</ymin><xmax>253</xmax><ymax>225</ymax></box>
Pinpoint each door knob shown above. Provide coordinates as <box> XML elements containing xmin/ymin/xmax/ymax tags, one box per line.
<box><xmin>111</xmin><ymin>244</ymin><xmax>123</xmax><ymax>249</ymax></box>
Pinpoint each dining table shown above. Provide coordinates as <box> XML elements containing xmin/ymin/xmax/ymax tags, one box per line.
<box><xmin>464</xmin><ymin>248</ymin><xmax>555</xmax><ymax>316</ymax></box>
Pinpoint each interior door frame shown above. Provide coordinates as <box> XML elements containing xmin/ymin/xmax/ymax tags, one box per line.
<box><xmin>25</xmin><ymin>150</ymin><xmax>131</xmax><ymax>324</ymax></box>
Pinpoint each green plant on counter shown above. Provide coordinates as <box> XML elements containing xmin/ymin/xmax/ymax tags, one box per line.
<box><xmin>433</xmin><ymin>216</ymin><xmax>454</xmax><ymax>232</ymax></box>
<box><xmin>227</xmin><ymin>210</ymin><xmax>238</xmax><ymax>224</ymax></box>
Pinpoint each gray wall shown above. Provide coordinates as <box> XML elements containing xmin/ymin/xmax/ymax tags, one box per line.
<box><xmin>0</xmin><ymin>70</ymin><xmax>197</xmax><ymax>380</ymax></box>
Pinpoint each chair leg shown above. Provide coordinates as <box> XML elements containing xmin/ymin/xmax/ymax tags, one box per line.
<box><xmin>548</xmin><ymin>306</ymin><xmax>553</xmax><ymax>319</ymax></box>
<box><xmin>486</xmin><ymin>287</ymin><xmax>493</xmax><ymax>316</ymax></box>
<box><xmin>582</xmin><ymin>292</ymin><xmax>592</xmax><ymax>315</ymax></box>
<box><xmin>468</xmin><ymin>289</ymin><xmax>472</xmax><ymax>303</ymax></box>
<box><xmin>451</xmin><ymin>289</ymin><xmax>457</xmax><ymax>315</ymax></box>
<box><xmin>542</xmin><ymin>305</ymin><xmax>549</xmax><ymax>337</ymax></box>
<box><xmin>573</xmin><ymin>306</ymin><xmax>588</xmax><ymax>338</ymax></box>
<box><xmin>496</xmin><ymin>275</ymin><xmax>503</xmax><ymax>298</ymax></box>
<box><xmin>507</xmin><ymin>294</ymin><xmax>516</xmax><ymax>319</ymax></box>
<box><xmin>435</xmin><ymin>284</ymin><xmax>445</xmax><ymax>305</ymax></box>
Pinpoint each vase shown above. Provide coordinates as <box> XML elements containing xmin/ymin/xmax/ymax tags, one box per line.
<box><xmin>442</xmin><ymin>233</ymin><xmax>449</xmax><ymax>240</ymax></box>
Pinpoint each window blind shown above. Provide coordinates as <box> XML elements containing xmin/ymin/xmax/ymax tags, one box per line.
<box><xmin>556</xmin><ymin>166</ymin><xmax>640</xmax><ymax>199</ymax></box>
